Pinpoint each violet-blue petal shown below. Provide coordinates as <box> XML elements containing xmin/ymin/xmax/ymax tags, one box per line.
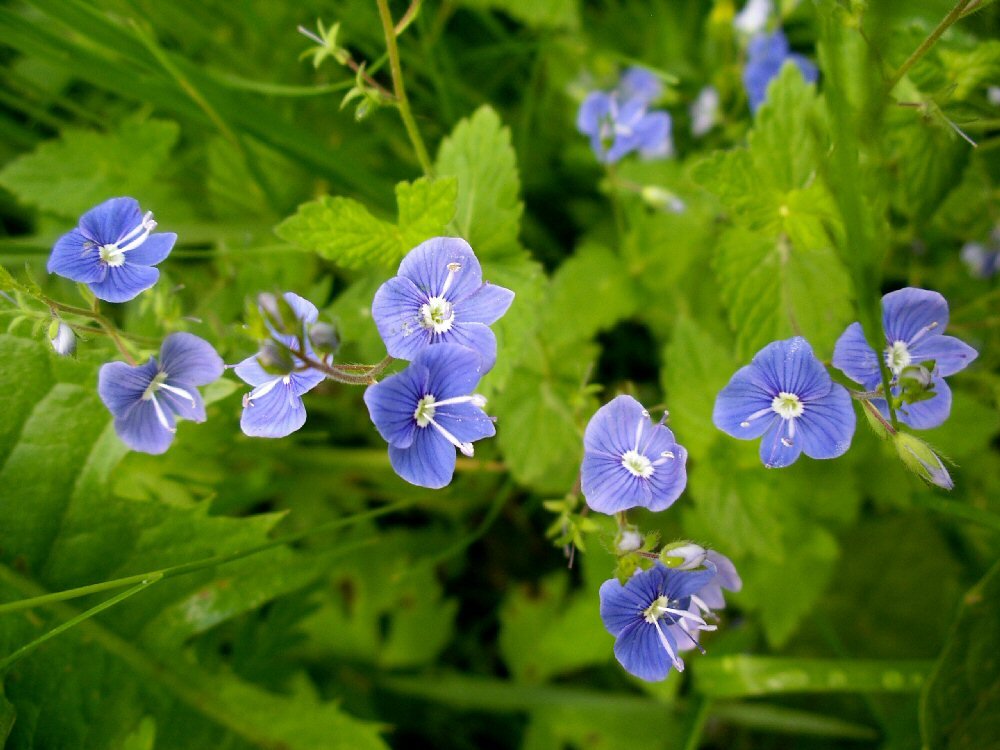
<box><xmin>635</xmin><ymin>111</ymin><xmax>672</xmax><ymax>159</ymax></box>
<box><xmin>388</xmin><ymin>426</ymin><xmax>457</xmax><ymax>489</ymax></box>
<box><xmin>613</xmin><ymin>621</ymin><xmax>675</xmax><ymax>681</ymax></box>
<box><xmin>577</xmin><ymin>92</ymin><xmax>612</xmax><ymax>136</ymax></box>
<box><xmin>159</xmin><ymin>332</ymin><xmax>224</xmax><ymax>386</ymax></box>
<box><xmin>98</xmin><ymin>359</ymin><xmax>159</xmax><ymax>417</ymax></box>
<box><xmin>283</xmin><ymin>291</ymin><xmax>320</xmax><ymax>325</ymax></box>
<box><xmin>241</xmin><ymin>381</ymin><xmax>307</xmax><ymax>438</ymax></box>
<box><xmin>455</xmin><ymin>283</ymin><xmax>515</xmax><ymax>325</ymax></box>
<box><xmin>832</xmin><ymin>322</ymin><xmax>881</xmax><ymax>389</ymax></box>
<box><xmin>78</xmin><ymin>197</ymin><xmax>142</xmax><ymax>244</ymax></box>
<box><xmin>896</xmin><ymin>376</ymin><xmax>952</xmax><ymax>430</ymax></box>
<box><xmin>363</xmin><ymin>364</ymin><xmax>428</xmax><ymax>449</ymax></box>
<box><xmin>441</xmin><ymin>321</ymin><xmax>497</xmax><ymax>372</ymax></box>
<box><xmin>88</xmin><ymin>263</ymin><xmax>159</xmax><ymax>303</ymax></box>
<box><xmin>288</xmin><ymin>364</ymin><xmax>327</xmax><ymax>396</ymax></box>
<box><xmin>712</xmin><ymin>364</ymin><xmax>777</xmax><ymax>439</ymax></box>
<box><xmin>599</xmin><ymin>577</ymin><xmax>647</xmax><ymax>637</ymax></box>
<box><xmin>584</xmin><ymin>394</ymin><xmax>645</xmax><ymax>456</ymax></box>
<box><xmin>619</xmin><ymin>67</ymin><xmax>662</xmax><ymax>104</ymax></box>
<box><xmin>645</xmin><ymin>445</ymin><xmax>688</xmax><ymax>512</ymax></box>
<box><xmin>759</xmin><ymin>417</ymin><xmax>802</xmax><ymax>467</ymax></box>
<box><xmin>751</xmin><ymin>337</ymin><xmax>831</xmax><ymax>401</ymax></box>
<box><xmin>398</xmin><ymin>237</ymin><xmax>483</xmax><ymax>301</ymax></box>
<box><xmin>908</xmin><ymin>334</ymin><xmax>978</xmax><ymax>378</ymax></box>
<box><xmin>881</xmin><ymin>288</ymin><xmax>949</xmax><ymax>344</ymax></box>
<box><xmin>125</xmin><ymin>232</ymin><xmax>176</xmax><ymax>267</ymax></box>
<box><xmin>433</xmin><ymin>402</ymin><xmax>496</xmax><ymax>444</ymax></box>
<box><xmin>371</xmin><ymin>276</ymin><xmax>431</xmax><ymax>361</ymax></box>
<box><xmin>113</xmin><ymin>400</ymin><xmax>175</xmax><ymax>455</ymax></box>
<box><xmin>797</xmin><ymin>384</ymin><xmax>855</xmax><ymax>459</ymax></box>
<box><xmin>158</xmin><ymin>379</ymin><xmax>206</xmax><ymax>423</ymax></box>
<box><xmin>581</xmin><ymin>453</ymin><xmax>652</xmax><ymax>513</ymax></box>
<box><xmin>47</xmin><ymin>230</ymin><xmax>104</xmax><ymax>283</ymax></box>
<box><xmin>421</xmin><ymin>343</ymin><xmax>486</xmax><ymax>400</ymax></box>
<box><xmin>233</xmin><ymin>354</ymin><xmax>274</xmax><ymax>387</ymax></box>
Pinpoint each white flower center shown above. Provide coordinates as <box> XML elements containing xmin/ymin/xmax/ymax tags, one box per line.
<box><xmin>621</xmin><ymin>449</ymin><xmax>654</xmax><ymax>478</ymax></box>
<box><xmin>886</xmin><ymin>340</ymin><xmax>911</xmax><ymax>376</ymax></box>
<box><xmin>771</xmin><ymin>392</ymin><xmax>803</xmax><ymax>419</ymax></box>
<box><xmin>95</xmin><ymin>211</ymin><xmax>157</xmax><ymax>268</ymax></box>
<box><xmin>414</xmin><ymin>394</ymin><xmax>437</xmax><ymax>427</ymax></box>
<box><xmin>419</xmin><ymin>296</ymin><xmax>455</xmax><ymax>334</ymax></box>
<box><xmin>99</xmin><ymin>244</ymin><xmax>126</xmax><ymax>267</ymax></box>
<box><xmin>643</xmin><ymin>595</ymin><xmax>670</xmax><ymax>624</ymax></box>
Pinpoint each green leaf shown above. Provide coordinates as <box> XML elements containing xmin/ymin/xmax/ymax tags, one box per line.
<box><xmin>0</xmin><ymin>120</ymin><xmax>180</xmax><ymax>219</ymax></box>
<box><xmin>455</xmin><ymin>0</ymin><xmax>579</xmax><ymax>29</ymax></box>
<box><xmin>920</xmin><ymin>560</ymin><xmax>1000</xmax><ymax>750</ymax></box>
<box><xmin>275</xmin><ymin>176</ymin><xmax>457</xmax><ymax>269</ymax></box>
<box><xmin>436</xmin><ymin>106</ymin><xmax>523</xmax><ymax>259</ymax></box>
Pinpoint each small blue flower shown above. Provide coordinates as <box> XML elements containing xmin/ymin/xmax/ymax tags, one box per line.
<box><xmin>832</xmin><ymin>288</ymin><xmax>978</xmax><ymax>429</ymax></box>
<box><xmin>98</xmin><ymin>332</ymin><xmax>223</xmax><ymax>454</ymax></box>
<box><xmin>364</xmin><ymin>343</ymin><xmax>496</xmax><ymax>489</ymax></box>
<box><xmin>371</xmin><ymin>237</ymin><xmax>514</xmax><ymax>372</ymax></box>
<box><xmin>599</xmin><ymin>563</ymin><xmax>718</xmax><ymax>681</ymax></box>
<box><xmin>743</xmin><ymin>31</ymin><xmax>818</xmax><ymax>113</ymax></box>
<box><xmin>48</xmin><ymin>197</ymin><xmax>175</xmax><ymax>303</ymax></box>
<box><xmin>714</xmin><ymin>337</ymin><xmax>856</xmax><ymax>468</ymax></box>
<box><xmin>235</xmin><ymin>292</ymin><xmax>329</xmax><ymax>439</ymax></box>
<box><xmin>581</xmin><ymin>395</ymin><xmax>688</xmax><ymax>514</ymax></box>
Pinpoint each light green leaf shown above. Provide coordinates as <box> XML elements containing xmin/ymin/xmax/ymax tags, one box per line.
<box><xmin>455</xmin><ymin>0</ymin><xmax>579</xmax><ymax>29</ymax></box>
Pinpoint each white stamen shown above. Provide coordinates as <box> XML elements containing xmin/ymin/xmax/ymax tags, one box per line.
<box><xmin>97</xmin><ymin>211</ymin><xmax>157</xmax><ymax>266</ymax></box>
<box><xmin>439</xmin><ymin>262</ymin><xmax>462</xmax><ymax>297</ymax></box>
<box><xmin>432</xmin><ymin>393</ymin><xmax>487</xmax><ymax>409</ymax></box>
<box><xmin>690</xmin><ymin>595</ymin><xmax>712</xmax><ymax>615</ymax></box>
<box><xmin>788</xmin><ymin>419</ymin><xmax>796</xmax><ymax>439</ymax></box>
<box><xmin>149</xmin><ymin>394</ymin><xmax>175</xmax><ymax>433</ymax></box>
<box><xmin>781</xmin><ymin>437</ymin><xmax>793</xmax><ymax>447</ymax></box>
<box><xmin>771</xmin><ymin>392</ymin><xmax>803</xmax><ymax>420</ymax></box>
<box><xmin>621</xmin><ymin>449</ymin><xmax>654</xmax><ymax>478</ymax></box>
<box><xmin>908</xmin><ymin>321</ymin><xmax>939</xmax><ymax>346</ymax></box>
<box><xmin>419</xmin><ymin>296</ymin><xmax>455</xmax><ymax>334</ymax></box>
<box><xmin>247</xmin><ymin>377</ymin><xmax>281</xmax><ymax>404</ymax></box>
<box><xmin>886</xmin><ymin>340</ymin><xmax>912</xmax><ymax>376</ymax></box>
<box><xmin>651</xmin><ymin>619</ymin><xmax>684</xmax><ymax>671</ymax></box>
<box><xmin>158</xmin><ymin>382</ymin><xmax>196</xmax><ymax>406</ymax></box>
<box><xmin>414</xmin><ymin>394</ymin><xmax>437</xmax><ymax>427</ymax></box>
<box><xmin>426</xmin><ymin>415</ymin><xmax>475</xmax><ymax>457</ymax></box>
<box><xmin>633</xmin><ymin>416</ymin><xmax>645</xmax><ymax>451</ymax></box>
<box><xmin>741</xmin><ymin>406</ymin><xmax>773</xmax><ymax>428</ymax></box>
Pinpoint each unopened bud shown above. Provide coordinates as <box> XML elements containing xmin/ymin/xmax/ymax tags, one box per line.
<box><xmin>640</xmin><ymin>185</ymin><xmax>686</xmax><ymax>214</ymax></box>
<box><xmin>616</xmin><ymin>529</ymin><xmax>643</xmax><ymax>553</ymax></box>
<box><xmin>257</xmin><ymin>293</ymin><xmax>298</xmax><ymax>336</ymax></box>
<box><xmin>308</xmin><ymin>322</ymin><xmax>340</xmax><ymax>356</ymax></box>
<box><xmin>257</xmin><ymin>340</ymin><xmax>295</xmax><ymax>376</ymax></box>
<box><xmin>895</xmin><ymin>432</ymin><xmax>953</xmax><ymax>490</ymax></box>
<box><xmin>48</xmin><ymin>320</ymin><xmax>76</xmax><ymax>356</ymax></box>
<box><xmin>660</xmin><ymin>541</ymin><xmax>708</xmax><ymax>569</ymax></box>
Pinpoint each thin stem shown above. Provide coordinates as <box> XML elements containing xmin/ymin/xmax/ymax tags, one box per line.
<box><xmin>394</xmin><ymin>0</ymin><xmax>423</xmax><ymax>35</ymax></box>
<box><xmin>886</xmin><ymin>0</ymin><xmax>976</xmax><ymax>91</ymax></box>
<box><xmin>605</xmin><ymin>164</ymin><xmax>627</xmax><ymax>239</ymax></box>
<box><xmin>861</xmin><ymin>399</ymin><xmax>896</xmax><ymax>436</ymax></box>
<box><xmin>377</xmin><ymin>0</ymin><xmax>435</xmax><ymax>176</ymax></box>
<box><xmin>0</xmin><ymin>501</ymin><xmax>408</xmax><ymax>615</ymax></box>
<box><xmin>288</xmin><ymin>345</ymin><xmax>395</xmax><ymax>385</ymax></box>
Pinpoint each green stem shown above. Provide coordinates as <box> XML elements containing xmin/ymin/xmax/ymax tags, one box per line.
<box><xmin>377</xmin><ymin>0</ymin><xmax>435</xmax><ymax>177</ymax></box>
<box><xmin>683</xmin><ymin>697</ymin><xmax>713</xmax><ymax>750</ymax></box>
<box><xmin>886</xmin><ymin>0</ymin><xmax>976</xmax><ymax>92</ymax></box>
<box><xmin>0</xmin><ymin>575</ymin><xmax>161</xmax><ymax>672</ymax></box>
<box><xmin>289</xmin><ymin>346</ymin><xmax>395</xmax><ymax>385</ymax></box>
<box><xmin>0</xmin><ymin>501</ymin><xmax>408</xmax><ymax>615</ymax></box>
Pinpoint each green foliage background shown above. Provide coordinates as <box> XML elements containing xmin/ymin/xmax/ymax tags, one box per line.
<box><xmin>0</xmin><ymin>0</ymin><xmax>998</xmax><ymax>748</ymax></box>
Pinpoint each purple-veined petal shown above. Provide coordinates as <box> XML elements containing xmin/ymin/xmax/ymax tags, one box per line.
<box><xmin>420</xmin><ymin>343</ymin><xmax>485</xmax><ymax>401</ymax></box>
<box><xmin>882</xmin><ymin>288</ymin><xmax>949</xmax><ymax>346</ymax></box>
<box><xmin>454</xmin><ymin>282</ymin><xmax>515</xmax><ymax>325</ymax></box>
<box><xmin>797</xmin><ymin>383</ymin><xmax>855</xmax><ymax>459</ymax></box>
<box><xmin>577</xmin><ymin>92</ymin><xmax>613</xmax><ymax>137</ymax></box>
<box><xmin>78</xmin><ymin>197</ymin><xmax>142</xmax><ymax>245</ymax></box>
<box><xmin>240</xmin><ymin>380</ymin><xmax>307</xmax><ymax>438</ymax></box>
<box><xmin>283</xmin><ymin>292</ymin><xmax>319</xmax><ymax>325</ymax></box>
<box><xmin>759</xmin><ymin>417</ymin><xmax>802</xmax><ymax>467</ymax></box>
<box><xmin>665</xmin><ymin>566</ymin><xmax>717</xmax><ymax>601</ymax></box>
<box><xmin>619</xmin><ymin>67</ymin><xmax>662</xmax><ymax>105</ymax></box>
<box><xmin>713</xmin><ymin>364</ymin><xmax>777</xmax><ymax>439</ymax></box>
<box><xmin>599</xmin><ymin>577</ymin><xmax>645</xmax><ymax>637</ymax></box>
<box><xmin>613</xmin><ymin>621</ymin><xmax>677</xmax><ymax>681</ymax></box>
<box><xmin>88</xmin><ymin>263</ymin><xmax>159</xmax><ymax>303</ymax></box>
<box><xmin>159</xmin><ymin>332</ymin><xmax>223</xmax><ymax>386</ymax></box>
<box><xmin>114</xmin><ymin>399</ymin><xmax>175</xmax><ymax>455</ymax></box>
<box><xmin>750</xmin><ymin>337</ymin><xmax>831</xmax><ymax>401</ymax></box>
<box><xmin>388</xmin><ymin>426</ymin><xmax>457</xmax><ymax>489</ymax></box>
<box><xmin>98</xmin><ymin>359</ymin><xmax>159</xmax><ymax>418</ymax></box>
<box><xmin>832</xmin><ymin>322</ymin><xmax>881</xmax><ymax>390</ymax></box>
<box><xmin>581</xmin><ymin>454</ymin><xmax>652</xmax><ymax>513</ymax></box>
<box><xmin>908</xmin><ymin>334</ymin><xmax>978</xmax><ymax>378</ymax></box>
<box><xmin>706</xmin><ymin>551</ymin><xmax>742</xmax><ymax>594</ymax></box>
<box><xmin>288</xmin><ymin>364</ymin><xmax>327</xmax><ymax>396</ymax></box>
<box><xmin>896</xmin><ymin>376</ymin><xmax>952</xmax><ymax>430</ymax></box>
<box><xmin>398</xmin><ymin>237</ymin><xmax>483</xmax><ymax>302</ymax></box>
<box><xmin>47</xmin><ymin>230</ymin><xmax>105</xmax><ymax>283</ymax></box>
<box><xmin>158</xmin><ymin>378</ymin><xmax>206</xmax><ymax>423</ymax></box>
<box><xmin>363</xmin><ymin>364</ymin><xmax>427</xmax><ymax>449</ymax></box>
<box><xmin>584</xmin><ymin>395</ymin><xmax>647</xmax><ymax>456</ymax></box>
<box><xmin>645</xmin><ymin>444</ymin><xmax>688</xmax><ymax>513</ymax></box>
<box><xmin>372</xmin><ymin>276</ymin><xmax>431</xmax><ymax>361</ymax></box>
<box><xmin>233</xmin><ymin>354</ymin><xmax>273</xmax><ymax>387</ymax></box>
<box><xmin>124</xmin><ymin>232</ymin><xmax>176</xmax><ymax>267</ymax></box>
<box><xmin>433</xmin><ymin>402</ymin><xmax>496</xmax><ymax>443</ymax></box>
<box><xmin>440</xmin><ymin>322</ymin><xmax>497</xmax><ymax>373</ymax></box>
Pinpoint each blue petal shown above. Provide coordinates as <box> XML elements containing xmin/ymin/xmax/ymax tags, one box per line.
<box><xmin>577</xmin><ymin>92</ymin><xmax>612</xmax><ymax>137</ymax></box>
<box><xmin>388</xmin><ymin>425</ymin><xmax>457</xmax><ymax>489</ymax></box>
<box><xmin>614</xmin><ymin>621</ymin><xmax>676</xmax><ymax>681</ymax></box>
<box><xmin>47</xmin><ymin>230</ymin><xmax>104</xmax><ymax>283</ymax></box>
<box><xmin>233</xmin><ymin>354</ymin><xmax>273</xmax><ymax>387</ymax></box>
<box><xmin>114</xmin><ymin>399</ymin><xmax>175</xmax><ymax>455</ymax></box>
<box><xmin>908</xmin><ymin>334</ymin><xmax>978</xmax><ymax>378</ymax></box>
<box><xmin>78</xmin><ymin>197</ymin><xmax>142</xmax><ymax>245</ymax></box>
<box><xmin>289</xmin><ymin>365</ymin><xmax>327</xmax><ymax>397</ymax></box>
<box><xmin>713</xmin><ymin>364</ymin><xmax>777</xmax><ymax>439</ymax></box>
<box><xmin>599</xmin><ymin>577</ymin><xmax>645</xmax><ymax>637</ymax></box>
<box><xmin>158</xmin><ymin>379</ymin><xmax>206</xmax><ymax>422</ymax></box>
<box><xmin>584</xmin><ymin>395</ymin><xmax>647</xmax><ymax>457</ymax></box>
<box><xmin>707</xmin><ymin>551</ymin><xmax>742</xmax><ymax>593</ymax></box>
<box><xmin>759</xmin><ymin>417</ymin><xmax>802</xmax><ymax>467</ymax></box>
<box><xmin>581</xmin><ymin>453</ymin><xmax>651</xmax><ymax>513</ymax></box>
<box><xmin>645</xmin><ymin>444</ymin><xmax>688</xmax><ymax>513</ymax></box>
<box><xmin>881</xmin><ymin>287</ymin><xmax>949</xmax><ymax>345</ymax></box>
<box><xmin>363</xmin><ymin>363</ymin><xmax>427</xmax><ymax>449</ymax></box>
<box><xmin>372</xmin><ymin>276</ymin><xmax>431</xmax><ymax>361</ymax></box>
<box><xmin>125</xmin><ymin>232</ymin><xmax>175</xmax><ymax>267</ymax></box>
<box><xmin>159</xmin><ymin>332</ymin><xmax>223</xmax><ymax>386</ymax></box>
<box><xmin>832</xmin><ymin>322</ymin><xmax>881</xmax><ymax>390</ymax></box>
<box><xmin>283</xmin><ymin>292</ymin><xmax>319</xmax><ymax>325</ymax></box>
<box><xmin>398</xmin><ymin>237</ymin><xmax>483</xmax><ymax>302</ymax></box>
<box><xmin>749</xmin><ymin>337</ymin><xmax>831</xmax><ymax>401</ymax></box>
<box><xmin>440</xmin><ymin>322</ymin><xmax>497</xmax><ymax>372</ymax></box>
<box><xmin>240</xmin><ymin>379</ymin><xmax>307</xmax><ymax>438</ymax></box>
<box><xmin>665</xmin><ymin>566</ymin><xmax>717</xmax><ymax>601</ymax></box>
<box><xmin>98</xmin><ymin>359</ymin><xmax>159</xmax><ymax>419</ymax></box>
<box><xmin>619</xmin><ymin>67</ymin><xmax>662</xmax><ymax>104</ymax></box>
<box><xmin>635</xmin><ymin>111</ymin><xmax>673</xmax><ymax>159</ymax></box>
<box><xmin>88</xmin><ymin>263</ymin><xmax>159</xmax><ymax>303</ymax></box>
<box><xmin>798</xmin><ymin>383</ymin><xmax>855</xmax><ymax>459</ymax></box>
<box><xmin>454</xmin><ymin>282</ymin><xmax>515</xmax><ymax>325</ymax></box>
<box><xmin>896</xmin><ymin>377</ymin><xmax>952</xmax><ymax>430</ymax></box>
<box><xmin>791</xmin><ymin>54</ymin><xmax>819</xmax><ymax>84</ymax></box>
<box><xmin>434</xmin><ymin>402</ymin><xmax>496</xmax><ymax>443</ymax></box>
<box><xmin>419</xmin><ymin>342</ymin><xmax>486</xmax><ymax>400</ymax></box>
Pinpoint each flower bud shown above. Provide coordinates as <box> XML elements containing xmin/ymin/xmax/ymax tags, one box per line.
<box><xmin>48</xmin><ymin>320</ymin><xmax>76</xmax><ymax>356</ymax></box>
<box><xmin>257</xmin><ymin>339</ymin><xmax>295</xmax><ymax>376</ymax></box>
<box><xmin>257</xmin><ymin>293</ymin><xmax>298</xmax><ymax>336</ymax></box>
<box><xmin>660</xmin><ymin>541</ymin><xmax>708</xmax><ymax>569</ymax></box>
<box><xmin>308</xmin><ymin>322</ymin><xmax>340</xmax><ymax>356</ymax></box>
<box><xmin>616</xmin><ymin>529</ymin><xmax>643</xmax><ymax>553</ymax></box>
<box><xmin>640</xmin><ymin>185</ymin><xmax>686</xmax><ymax>214</ymax></box>
<box><xmin>894</xmin><ymin>432</ymin><xmax>953</xmax><ymax>490</ymax></box>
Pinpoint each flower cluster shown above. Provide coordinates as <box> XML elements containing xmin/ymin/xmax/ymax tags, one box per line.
<box><xmin>577</xmin><ymin>67</ymin><xmax>673</xmax><ymax>164</ymax></box>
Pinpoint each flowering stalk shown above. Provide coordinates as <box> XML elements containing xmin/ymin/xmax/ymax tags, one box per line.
<box><xmin>287</xmin><ymin>342</ymin><xmax>394</xmax><ymax>385</ymax></box>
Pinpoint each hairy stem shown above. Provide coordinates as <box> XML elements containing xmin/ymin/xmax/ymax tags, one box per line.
<box><xmin>886</xmin><ymin>0</ymin><xmax>977</xmax><ymax>91</ymax></box>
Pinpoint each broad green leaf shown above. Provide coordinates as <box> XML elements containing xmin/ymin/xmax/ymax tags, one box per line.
<box><xmin>436</xmin><ymin>106</ymin><xmax>523</xmax><ymax>259</ymax></box>
<box><xmin>0</xmin><ymin>120</ymin><xmax>180</xmax><ymax>219</ymax></box>
<box><xmin>920</xmin><ymin>560</ymin><xmax>1000</xmax><ymax>750</ymax></box>
<box><xmin>275</xmin><ymin>177</ymin><xmax>457</xmax><ymax>269</ymax></box>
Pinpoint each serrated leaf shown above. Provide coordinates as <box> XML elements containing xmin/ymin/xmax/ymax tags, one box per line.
<box><xmin>276</xmin><ymin>177</ymin><xmax>457</xmax><ymax>269</ymax></box>
<box><xmin>436</xmin><ymin>106</ymin><xmax>523</xmax><ymax>259</ymax></box>
<box><xmin>0</xmin><ymin>120</ymin><xmax>180</xmax><ymax>219</ymax></box>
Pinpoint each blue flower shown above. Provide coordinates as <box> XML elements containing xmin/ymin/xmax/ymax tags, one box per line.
<box><xmin>48</xmin><ymin>197</ymin><xmax>175</xmax><ymax>303</ymax></box>
<box><xmin>98</xmin><ymin>332</ymin><xmax>223</xmax><ymax>454</ymax></box>
<box><xmin>713</xmin><ymin>337</ymin><xmax>855</xmax><ymax>468</ymax></box>
<box><xmin>364</xmin><ymin>343</ymin><xmax>496</xmax><ymax>489</ymax></box>
<box><xmin>599</xmin><ymin>563</ymin><xmax>718</xmax><ymax>681</ymax></box>
<box><xmin>581</xmin><ymin>395</ymin><xmax>688</xmax><ymax>514</ymax></box>
<box><xmin>832</xmin><ymin>288</ymin><xmax>978</xmax><ymax>429</ymax></box>
<box><xmin>235</xmin><ymin>292</ymin><xmax>329</xmax><ymax>438</ymax></box>
<box><xmin>743</xmin><ymin>31</ymin><xmax>818</xmax><ymax>113</ymax></box>
<box><xmin>371</xmin><ymin>237</ymin><xmax>514</xmax><ymax>372</ymax></box>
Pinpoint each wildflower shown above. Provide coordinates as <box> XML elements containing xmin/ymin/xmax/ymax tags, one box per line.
<box><xmin>235</xmin><ymin>292</ymin><xmax>329</xmax><ymax>439</ymax></box>
<box><xmin>371</xmin><ymin>237</ymin><xmax>514</xmax><ymax>371</ymax></box>
<box><xmin>832</xmin><ymin>288</ymin><xmax>978</xmax><ymax>429</ymax></box>
<box><xmin>733</xmin><ymin>0</ymin><xmax>772</xmax><ymax>36</ymax></box>
<box><xmin>47</xmin><ymin>197</ymin><xmax>175</xmax><ymax>303</ymax></box>
<box><xmin>743</xmin><ymin>31</ymin><xmax>818</xmax><ymax>113</ymax></box>
<box><xmin>581</xmin><ymin>395</ymin><xmax>688</xmax><ymax>514</ymax></box>
<box><xmin>713</xmin><ymin>337</ymin><xmax>855</xmax><ymax>468</ymax></box>
<box><xmin>599</xmin><ymin>563</ymin><xmax>718</xmax><ymax>681</ymax></box>
<box><xmin>98</xmin><ymin>332</ymin><xmax>223</xmax><ymax>454</ymax></box>
<box><xmin>364</xmin><ymin>343</ymin><xmax>496</xmax><ymax>489</ymax></box>
<box><xmin>48</xmin><ymin>320</ymin><xmax>76</xmax><ymax>356</ymax></box>
<box><xmin>961</xmin><ymin>227</ymin><xmax>1000</xmax><ymax>278</ymax></box>
<box><xmin>690</xmin><ymin>85</ymin><xmax>720</xmax><ymax>137</ymax></box>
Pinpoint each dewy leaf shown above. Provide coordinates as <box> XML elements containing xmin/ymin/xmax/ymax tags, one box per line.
<box><xmin>436</xmin><ymin>106</ymin><xmax>524</xmax><ymax>259</ymax></box>
<box><xmin>920</xmin><ymin>560</ymin><xmax>1000</xmax><ymax>750</ymax></box>
<box><xmin>0</xmin><ymin>120</ymin><xmax>180</xmax><ymax>219</ymax></box>
<box><xmin>275</xmin><ymin>176</ymin><xmax>457</xmax><ymax>269</ymax></box>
